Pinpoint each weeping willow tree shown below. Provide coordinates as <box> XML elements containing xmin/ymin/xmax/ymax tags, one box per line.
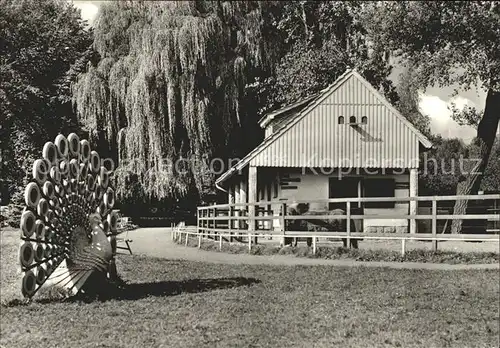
<box><xmin>72</xmin><ymin>1</ymin><xmax>280</xmax><ymax>203</ymax></box>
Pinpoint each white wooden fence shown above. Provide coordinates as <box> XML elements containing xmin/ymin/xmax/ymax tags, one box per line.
<box><xmin>186</xmin><ymin>194</ymin><xmax>500</xmax><ymax>255</ymax></box>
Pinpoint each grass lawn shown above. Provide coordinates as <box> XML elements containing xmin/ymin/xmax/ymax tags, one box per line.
<box><xmin>1</xmin><ymin>230</ymin><xmax>499</xmax><ymax>347</ymax></box>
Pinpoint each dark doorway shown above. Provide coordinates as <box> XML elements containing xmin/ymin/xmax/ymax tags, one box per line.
<box><xmin>329</xmin><ymin>177</ymin><xmax>360</xmax><ymax>210</ymax></box>
<box><xmin>329</xmin><ymin>176</ymin><xmax>364</xmax><ymax>232</ymax></box>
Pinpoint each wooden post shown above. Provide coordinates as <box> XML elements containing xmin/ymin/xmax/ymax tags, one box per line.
<box><xmin>219</xmin><ymin>232</ymin><xmax>223</xmax><ymax>250</ymax></box>
<box><xmin>280</xmin><ymin>202</ymin><xmax>287</xmax><ymax>247</ymax></box>
<box><xmin>209</xmin><ymin>209</ymin><xmax>212</xmax><ymax>238</ymax></box>
<box><xmin>401</xmin><ymin>238</ymin><xmax>406</xmax><ymax>256</ymax></box>
<box><xmin>357</xmin><ymin>180</ymin><xmax>362</xmax><ymax>208</ymax></box>
<box><xmin>185</xmin><ymin>231</ymin><xmax>188</xmax><ymax>246</ymax></box>
<box><xmin>240</xmin><ymin>180</ymin><xmax>247</xmax><ymax>228</ymax></box>
<box><xmin>207</xmin><ymin>208</ymin><xmax>211</xmax><ymax>239</ymax></box>
<box><xmin>213</xmin><ymin>207</ymin><xmax>217</xmax><ymax>240</ymax></box>
<box><xmin>229</xmin><ymin>205</ymin><xmax>233</xmax><ymax>242</ymax></box>
<box><xmin>235</xmin><ymin>182</ymin><xmax>240</xmax><ymax>207</ymax></box>
<box><xmin>228</xmin><ymin>185</ymin><xmax>235</xmax><ymax>242</ymax></box>
<box><xmin>205</xmin><ymin>209</ymin><xmax>208</xmax><ymax>238</ymax></box>
<box><xmin>228</xmin><ymin>184</ymin><xmax>234</xmax><ymax>206</ymax></box>
<box><xmin>254</xmin><ymin>206</ymin><xmax>260</xmax><ymax>245</ymax></box>
<box><xmin>234</xmin><ymin>182</ymin><xmax>239</xmax><ymax>230</ymax></box>
<box><xmin>312</xmin><ymin>235</ymin><xmax>317</xmax><ymax>255</ymax></box>
<box><xmin>409</xmin><ymin>168</ymin><xmax>418</xmax><ymax>234</ymax></box>
<box><xmin>234</xmin><ymin>208</ymin><xmax>240</xmax><ymax>236</ymax></box>
<box><xmin>201</xmin><ymin>209</ymin><xmax>205</xmax><ymax>238</ymax></box>
<box><xmin>432</xmin><ymin>198</ymin><xmax>438</xmax><ymax>251</ymax></box>
<box><xmin>199</xmin><ymin>210</ymin><xmax>202</xmax><ymax>239</ymax></box>
<box><xmin>248</xmin><ymin>232</ymin><xmax>252</xmax><ymax>252</ymax></box>
<box><xmin>248</xmin><ymin>166</ymin><xmax>257</xmax><ymax>244</ymax></box>
<box><xmin>196</xmin><ymin>210</ymin><xmax>200</xmax><ymax>239</ymax></box>
<box><xmin>208</xmin><ymin>208</ymin><xmax>212</xmax><ymax>239</ymax></box>
<box><xmin>204</xmin><ymin>209</ymin><xmax>208</xmax><ymax>239</ymax></box>
<box><xmin>198</xmin><ymin>233</ymin><xmax>201</xmax><ymax>248</ymax></box>
<box><xmin>346</xmin><ymin>201</ymin><xmax>351</xmax><ymax>249</ymax></box>
<box><xmin>265</xmin><ymin>181</ymin><xmax>271</xmax><ymax>232</ymax></box>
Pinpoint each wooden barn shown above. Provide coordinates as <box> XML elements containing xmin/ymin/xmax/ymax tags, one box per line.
<box><xmin>215</xmin><ymin>69</ymin><xmax>433</xmax><ymax>234</ymax></box>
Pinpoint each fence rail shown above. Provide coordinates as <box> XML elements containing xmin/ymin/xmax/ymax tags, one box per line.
<box><xmin>193</xmin><ymin>194</ymin><xmax>500</xmax><ymax>255</ymax></box>
<box><xmin>197</xmin><ymin>194</ymin><xmax>500</xmax><ymax>209</ymax></box>
<box><xmin>199</xmin><ymin>214</ymin><xmax>499</xmax><ymax>221</ymax></box>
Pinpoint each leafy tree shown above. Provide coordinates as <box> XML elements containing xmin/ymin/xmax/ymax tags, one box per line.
<box><xmin>0</xmin><ymin>0</ymin><xmax>93</xmax><ymax>205</ymax></box>
<box><xmin>449</xmin><ymin>104</ymin><xmax>483</xmax><ymax>128</ymax></box>
<box><xmin>419</xmin><ymin>136</ymin><xmax>500</xmax><ymax>196</ymax></box>
<box><xmin>395</xmin><ymin>64</ymin><xmax>432</xmax><ymax>138</ymax></box>
<box><xmin>448</xmin><ymin>108</ymin><xmax>500</xmax><ymax>193</ymax></box>
<box><xmin>251</xmin><ymin>1</ymin><xmax>398</xmax><ymax>114</ymax></box>
<box><xmin>72</xmin><ymin>1</ymin><xmax>283</xmax><ymax>204</ymax></box>
<box><xmin>419</xmin><ymin>136</ymin><xmax>468</xmax><ymax>196</ymax></box>
<box><xmin>364</xmin><ymin>1</ymin><xmax>500</xmax><ymax>233</ymax></box>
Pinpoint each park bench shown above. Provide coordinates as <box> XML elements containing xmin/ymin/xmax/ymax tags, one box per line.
<box><xmin>116</xmin><ymin>215</ymin><xmax>134</xmax><ymax>255</ymax></box>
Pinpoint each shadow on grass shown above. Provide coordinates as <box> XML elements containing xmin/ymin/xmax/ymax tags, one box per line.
<box><xmin>117</xmin><ymin>277</ymin><xmax>261</xmax><ymax>300</ymax></box>
<box><xmin>3</xmin><ymin>277</ymin><xmax>261</xmax><ymax>307</ymax></box>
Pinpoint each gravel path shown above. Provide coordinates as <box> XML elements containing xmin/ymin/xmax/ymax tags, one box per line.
<box><xmin>122</xmin><ymin>228</ymin><xmax>500</xmax><ymax>270</ymax></box>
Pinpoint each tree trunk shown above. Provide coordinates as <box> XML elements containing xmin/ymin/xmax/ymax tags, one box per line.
<box><xmin>451</xmin><ymin>89</ymin><xmax>500</xmax><ymax>233</ymax></box>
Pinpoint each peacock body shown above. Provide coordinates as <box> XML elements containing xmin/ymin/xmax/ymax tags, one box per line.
<box><xmin>19</xmin><ymin>133</ymin><xmax>118</xmax><ymax>298</ymax></box>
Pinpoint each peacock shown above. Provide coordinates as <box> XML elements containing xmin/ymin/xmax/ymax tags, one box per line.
<box><xmin>18</xmin><ymin>133</ymin><xmax>119</xmax><ymax>298</ymax></box>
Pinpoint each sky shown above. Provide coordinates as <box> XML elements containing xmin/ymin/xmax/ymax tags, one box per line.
<box><xmin>71</xmin><ymin>1</ymin><xmax>492</xmax><ymax>144</ymax></box>
<box><xmin>72</xmin><ymin>0</ymin><xmax>99</xmax><ymax>25</ymax></box>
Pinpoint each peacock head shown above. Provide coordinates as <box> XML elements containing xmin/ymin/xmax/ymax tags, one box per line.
<box><xmin>88</xmin><ymin>213</ymin><xmax>102</xmax><ymax>228</ymax></box>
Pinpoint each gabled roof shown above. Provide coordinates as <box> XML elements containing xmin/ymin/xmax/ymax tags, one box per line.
<box><xmin>216</xmin><ymin>69</ymin><xmax>433</xmax><ymax>187</ymax></box>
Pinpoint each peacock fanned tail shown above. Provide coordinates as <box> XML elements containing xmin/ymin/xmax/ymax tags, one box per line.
<box><xmin>18</xmin><ymin>133</ymin><xmax>119</xmax><ymax>298</ymax></box>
